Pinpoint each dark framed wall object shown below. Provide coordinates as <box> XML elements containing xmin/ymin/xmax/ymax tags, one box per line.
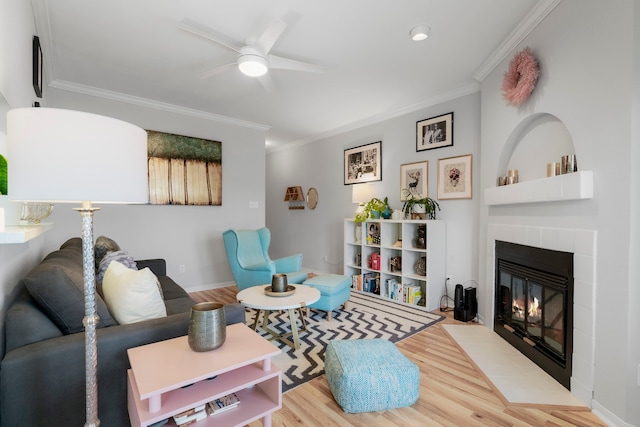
<box><xmin>33</xmin><ymin>36</ymin><xmax>43</xmax><ymax>98</ymax></box>
<box><xmin>344</xmin><ymin>141</ymin><xmax>382</xmax><ymax>185</ymax></box>
<box><xmin>416</xmin><ymin>112</ymin><xmax>453</xmax><ymax>151</ymax></box>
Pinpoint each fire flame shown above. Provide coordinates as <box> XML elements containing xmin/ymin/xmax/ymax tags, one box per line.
<box><xmin>529</xmin><ymin>296</ymin><xmax>540</xmax><ymax>318</ymax></box>
<box><xmin>512</xmin><ymin>296</ymin><xmax>541</xmax><ymax>320</ymax></box>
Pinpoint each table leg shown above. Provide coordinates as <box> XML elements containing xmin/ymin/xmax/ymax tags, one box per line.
<box><xmin>298</xmin><ymin>304</ymin><xmax>308</xmax><ymax>331</ymax></box>
<box><xmin>251</xmin><ymin>309</ymin><xmax>262</xmax><ymax>331</ymax></box>
<box><xmin>148</xmin><ymin>394</ymin><xmax>161</xmax><ymax>413</ymax></box>
<box><xmin>261</xmin><ymin>310</ymin><xmax>271</xmax><ymax>330</ymax></box>
<box><xmin>287</xmin><ymin>308</ymin><xmax>300</xmax><ymax>350</ymax></box>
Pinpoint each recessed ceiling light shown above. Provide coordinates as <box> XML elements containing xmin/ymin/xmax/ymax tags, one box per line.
<box><xmin>410</xmin><ymin>24</ymin><xmax>431</xmax><ymax>41</ymax></box>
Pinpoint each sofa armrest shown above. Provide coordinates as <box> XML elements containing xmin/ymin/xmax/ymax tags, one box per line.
<box><xmin>136</xmin><ymin>258</ymin><xmax>166</xmax><ymax>276</ymax></box>
<box><xmin>274</xmin><ymin>253</ymin><xmax>303</xmax><ymax>272</ymax></box>
<box><xmin>0</xmin><ymin>312</ymin><xmax>189</xmax><ymax>427</ymax></box>
<box><xmin>224</xmin><ymin>303</ymin><xmax>246</xmax><ymax>325</ymax></box>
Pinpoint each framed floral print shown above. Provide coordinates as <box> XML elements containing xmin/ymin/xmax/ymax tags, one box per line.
<box><xmin>437</xmin><ymin>154</ymin><xmax>472</xmax><ymax>200</ymax></box>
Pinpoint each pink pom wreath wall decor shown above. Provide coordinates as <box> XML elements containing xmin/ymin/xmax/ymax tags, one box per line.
<box><xmin>502</xmin><ymin>47</ymin><xmax>540</xmax><ymax>107</ymax></box>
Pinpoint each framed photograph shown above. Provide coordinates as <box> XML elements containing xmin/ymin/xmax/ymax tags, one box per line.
<box><xmin>400</xmin><ymin>161</ymin><xmax>428</xmax><ymax>200</ymax></box>
<box><xmin>416</xmin><ymin>112</ymin><xmax>453</xmax><ymax>151</ymax></box>
<box><xmin>344</xmin><ymin>141</ymin><xmax>382</xmax><ymax>185</ymax></box>
<box><xmin>438</xmin><ymin>154</ymin><xmax>472</xmax><ymax>200</ymax></box>
<box><xmin>32</xmin><ymin>36</ymin><xmax>43</xmax><ymax>98</ymax></box>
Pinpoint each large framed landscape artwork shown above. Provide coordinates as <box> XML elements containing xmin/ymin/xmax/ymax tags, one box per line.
<box><xmin>147</xmin><ymin>130</ymin><xmax>222</xmax><ymax>205</ymax></box>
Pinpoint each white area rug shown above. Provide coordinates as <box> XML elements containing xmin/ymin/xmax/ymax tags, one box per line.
<box><xmin>443</xmin><ymin>324</ymin><xmax>586</xmax><ymax>407</ymax></box>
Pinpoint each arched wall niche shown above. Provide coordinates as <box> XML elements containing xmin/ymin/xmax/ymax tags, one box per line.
<box><xmin>497</xmin><ymin>113</ymin><xmax>575</xmax><ymax>183</ymax></box>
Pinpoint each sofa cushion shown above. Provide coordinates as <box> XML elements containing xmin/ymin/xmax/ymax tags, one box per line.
<box><xmin>4</xmin><ymin>289</ymin><xmax>63</xmax><ymax>352</ymax></box>
<box><xmin>94</xmin><ymin>235</ymin><xmax>121</xmax><ymax>269</ymax></box>
<box><xmin>96</xmin><ymin>249</ymin><xmax>138</xmax><ymax>289</ymax></box>
<box><xmin>23</xmin><ymin>240</ymin><xmax>117</xmax><ymax>334</ymax></box>
<box><xmin>102</xmin><ymin>261</ymin><xmax>167</xmax><ymax>324</ymax></box>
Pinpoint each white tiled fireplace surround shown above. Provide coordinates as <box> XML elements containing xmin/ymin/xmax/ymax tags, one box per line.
<box><xmin>485</xmin><ymin>223</ymin><xmax>596</xmax><ymax>406</ymax></box>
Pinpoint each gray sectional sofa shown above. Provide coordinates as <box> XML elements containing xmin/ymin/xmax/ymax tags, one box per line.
<box><xmin>0</xmin><ymin>237</ymin><xmax>244</xmax><ymax>426</ymax></box>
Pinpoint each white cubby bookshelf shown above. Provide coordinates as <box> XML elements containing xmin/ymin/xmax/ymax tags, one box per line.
<box><xmin>344</xmin><ymin>218</ymin><xmax>446</xmax><ymax>312</ymax></box>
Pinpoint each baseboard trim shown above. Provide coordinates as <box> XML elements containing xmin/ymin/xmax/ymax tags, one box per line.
<box><xmin>591</xmin><ymin>400</ymin><xmax>632</xmax><ymax>427</ymax></box>
<box><xmin>185</xmin><ymin>281</ymin><xmax>236</xmax><ymax>293</ymax></box>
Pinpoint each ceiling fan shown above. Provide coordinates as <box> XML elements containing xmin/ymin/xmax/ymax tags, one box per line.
<box><xmin>178</xmin><ymin>13</ymin><xmax>324</xmax><ymax>91</ymax></box>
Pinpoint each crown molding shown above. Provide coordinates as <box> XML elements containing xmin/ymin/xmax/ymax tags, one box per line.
<box><xmin>49</xmin><ymin>79</ymin><xmax>270</xmax><ymax>131</ymax></box>
<box><xmin>268</xmin><ymin>81</ymin><xmax>480</xmax><ymax>154</ymax></box>
<box><xmin>472</xmin><ymin>0</ymin><xmax>562</xmax><ymax>82</ymax></box>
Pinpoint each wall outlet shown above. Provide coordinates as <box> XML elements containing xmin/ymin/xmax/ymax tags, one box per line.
<box><xmin>179</xmin><ymin>264</ymin><xmax>185</xmax><ymax>273</ymax></box>
<box><xmin>323</xmin><ymin>255</ymin><xmax>328</xmax><ymax>263</ymax></box>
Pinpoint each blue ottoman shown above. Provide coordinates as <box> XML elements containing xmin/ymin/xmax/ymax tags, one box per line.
<box><xmin>303</xmin><ymin>274</ymin><xmax>351</xmax><ymax>321</ymax></box>
<box><xmin>324</xmin><ymin>339</ymin><xmax>420</xmax><ymax>413</ymax></box>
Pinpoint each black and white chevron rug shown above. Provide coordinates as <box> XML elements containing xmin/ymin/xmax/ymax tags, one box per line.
<box><xmin>245</xmin><ymin>292</ymin><xmax>445</xmax><ymax>393</ymax></box>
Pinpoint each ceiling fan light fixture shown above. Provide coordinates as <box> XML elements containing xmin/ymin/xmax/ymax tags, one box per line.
<box><xmin>410</xmin><ymin>24</ymin><xmax>431</xmax><ymax>41</ymax></box>
<box><xmin>238</xmin><ymin>54</ymin><xmax>269</xmax><ymax>77</ymax></box>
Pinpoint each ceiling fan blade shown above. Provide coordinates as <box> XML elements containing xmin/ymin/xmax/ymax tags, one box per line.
<box><xmin>255</xmin><ymin>10</ymin><xmax>301</xmax><ymax>54</ymax></box>
<box><xmin>178</xmin><ymin>18</ymin><xmax>242</xmax><ymax>54</ymax></box>
<box><xmin>255</xmin><ymin>19</ymin><xmax>287</xmax><ymax>54</ymax></box>
<box><xmin>269</xmin><ymin>55</ymin><xmax>324</xmax><ymax>74</ymax></box>
<box><xmin>257</xmin><ymin>74</ymin><xmax>275</xmax><ymax>92</ymax></box>
<box><xmin>198</xmin><ymin>62</ymin><xmax>237</xmax><ymax>79</ymax></box>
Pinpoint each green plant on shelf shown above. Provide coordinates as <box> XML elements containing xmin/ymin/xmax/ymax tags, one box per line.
<box><xmin>355</xmin><ymin>197</ymin><xmax>387</xmax><ymax>223</ymax></box>
<box><xmin>401</xmin><ymin>189</ymin><xmax>440</xmax><ymax>220</ymax></box>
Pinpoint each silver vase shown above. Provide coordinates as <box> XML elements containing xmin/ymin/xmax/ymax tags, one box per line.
<box><xmin>271</xmin><ymin>273</ymin><xmax>288</xmax><ymax>292</ymax></box>
<box><xmin>188</xmin><ymin>302</ymin><xmax>226</xmax><ymax>352</ymax></box>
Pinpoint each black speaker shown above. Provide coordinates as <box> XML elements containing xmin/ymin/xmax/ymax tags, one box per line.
<box><xmin>454</xmin><ymin>285</ymin><xmax>477</xmax><ymax>322</ymax></box>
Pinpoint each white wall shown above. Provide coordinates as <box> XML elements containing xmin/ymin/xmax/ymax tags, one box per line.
<box><xmin>43</xmin><ymin>88</ymin><xmax>267</xmax><ymax>290</ymax></box>
<box><xmin>479</xmin><ymin>1</ymin><xmax>638</xmax><ymax>425</ymax></box>
<box><xmin>0</xmin><ymin>0</ymin><xmax>51</xmax><ymax>357</ymax></box>
<box><xmin>0</xmin><ymin>0</ymin><xmax>270</xmax><ymax>360</ymax></box>
<box><xmin>266</xmin><ymin>92</ymin><xmax>481</xmax><ymax>307</ymax></box>
<box><xmin>627</xmin><ymin>1</ymin><xmax>640</xmax><ymax>424</ymax></box>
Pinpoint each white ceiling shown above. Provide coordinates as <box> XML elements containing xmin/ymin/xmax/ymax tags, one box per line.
<box><xmin>32</xmin><ymin>0</ymin><xmax>548</xmax><ymax>151</ymax></box>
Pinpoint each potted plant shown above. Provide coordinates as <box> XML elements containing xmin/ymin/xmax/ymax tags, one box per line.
<box><xmin>401</xmin><ymin>189</ymin><xmax>440</xmax><ymax>220</ymax></box>
<box><xmin>355</xmin><ymin>197</ymin><xmax>386</xmax><ymax>222</ymax></box>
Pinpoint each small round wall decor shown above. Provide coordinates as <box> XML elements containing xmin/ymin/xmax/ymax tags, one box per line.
<box><xmin>501</xmin><ymin>47</ymin><xmax>539</xmax><ymax>107</ymax></box>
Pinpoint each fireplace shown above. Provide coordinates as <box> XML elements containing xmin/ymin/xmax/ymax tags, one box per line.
<box><xmin>494</xmin><ymin>240</ymin><xmax>573</xmax><ymax>389</ymax></box>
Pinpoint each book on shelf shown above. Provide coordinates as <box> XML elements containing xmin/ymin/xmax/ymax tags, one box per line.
<box><xmin>352</xmin><ymin>274</ymin><xmax>363</xmax><ymax>291</ymax></box>
<box><xmin>382</xmin><ymin>278</ymin><xmax>397</xmax><ymax>299</ymax></box>
<box><xmin>207</xmin><ymin>392</ymin><xmax>241</xmax><ymax>415</ymax></box>
<box><xmin>362</xmin><ymin>272</ymin><xmax>380</xmax><ymax>294</ymax></box>
<box><xmin>406</xmin><ymin>284</ymin><xmax>422</xmax><ymax>305</ymax></box>
<box><xmin>173</xmin><ymin>404</ymin><xmax>207</xmax><ymax>426</ymax></box>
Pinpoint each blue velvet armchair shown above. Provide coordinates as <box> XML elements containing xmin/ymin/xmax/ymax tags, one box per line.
<box><xmin>222</xmin><ymin>228</ymin><xmax>308</xmax><ymax>291</ymax></box>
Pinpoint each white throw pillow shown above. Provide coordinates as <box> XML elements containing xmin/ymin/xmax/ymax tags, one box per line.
<box><xmin>102</xmin><ymin>261</ymin><xmax>167</xmax><ymax>324</ymax></box>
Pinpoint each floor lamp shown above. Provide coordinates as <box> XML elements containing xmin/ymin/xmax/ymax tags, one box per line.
<box><xmin>7</xmin><ymin>107</ymin><xmax>148</xmax><ymax>426</ymax></box>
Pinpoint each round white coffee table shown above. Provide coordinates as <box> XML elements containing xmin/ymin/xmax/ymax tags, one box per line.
<box><xmin>236</xmin><ymin>284</ymin><xmax>320</xmax><ymax>350</ymax></box>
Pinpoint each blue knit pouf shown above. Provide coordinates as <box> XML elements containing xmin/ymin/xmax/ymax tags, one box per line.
<box><xmin>324</xmin><ymin>339</ymin><xmax>419</xmax><ymax>413</ymax></box>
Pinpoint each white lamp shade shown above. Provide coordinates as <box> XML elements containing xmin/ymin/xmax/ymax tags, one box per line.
<box><xmin>351</xmin><ymin>183</ymin><xmax>372</xmax><ymax>204</ymax></box>
<box><xmin>7</xmin><ymin>107</ymin><xmax>148</xmax><ymax>204</ymax></box>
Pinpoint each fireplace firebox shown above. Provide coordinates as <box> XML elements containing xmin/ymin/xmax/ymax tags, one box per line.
<box><xmin>494</xmin><ymin>241</ymin><xmax>573</xmax><ymax>389</ymax></box>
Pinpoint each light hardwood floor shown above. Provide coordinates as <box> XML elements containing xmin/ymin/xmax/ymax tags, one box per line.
<box><xmin>191</xmin><ymin>287</ymin><xmax>606</xmax><ymax>426</ymax></box>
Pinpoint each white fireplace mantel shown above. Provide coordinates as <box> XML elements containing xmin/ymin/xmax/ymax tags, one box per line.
<box><xmin>484</xmin><ymin>171</ymin><xmax>593</xmax><ymax>206</ymax></box>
